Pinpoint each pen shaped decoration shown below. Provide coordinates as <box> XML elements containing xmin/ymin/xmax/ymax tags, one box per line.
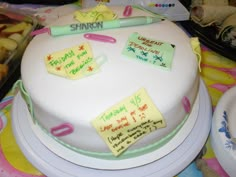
<box><xmin>31</xmin><ymin>27</ymin><xmax>51</xmax><ymax>36</ymax></box>
<box><xmin>31</xmin><ymin>16</ymin><xmax>164</xmax><ymax>37</ymax></box>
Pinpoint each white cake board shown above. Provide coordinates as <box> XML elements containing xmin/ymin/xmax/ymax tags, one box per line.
<box><xmin>11</xmin><ymin>79</ymin><xmax>212</xmax><ymax>177</ymax></box>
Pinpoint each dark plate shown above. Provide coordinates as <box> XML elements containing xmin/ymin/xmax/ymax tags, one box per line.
<box><xmin>180</xmin><ymin>20</ymin><xmax>236</xmax><ymax>61</ymax></box>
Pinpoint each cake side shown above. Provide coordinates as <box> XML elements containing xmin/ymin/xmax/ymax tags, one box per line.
<box><xmin>20</xmin><ymin>6</ymin><xmax>199</xmax><ymax>157</ymax></box>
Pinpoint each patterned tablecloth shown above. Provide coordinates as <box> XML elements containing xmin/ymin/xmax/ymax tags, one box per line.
<box><xmin>0</xmin><ymin>3</ymin><xmax>236</xmax><ymax>177</ymax></box>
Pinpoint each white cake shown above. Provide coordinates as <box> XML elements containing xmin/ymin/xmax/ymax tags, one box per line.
<box><xmin>18</xmin><ymin>5</ymin><xmax>199</xmax><ymax>163</ymax></box>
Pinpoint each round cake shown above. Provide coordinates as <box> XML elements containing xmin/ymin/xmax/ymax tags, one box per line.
<box><xmin>18</xmin><ymin>5</ymin><xmax>200</xmax><ymax>164</ymax></box>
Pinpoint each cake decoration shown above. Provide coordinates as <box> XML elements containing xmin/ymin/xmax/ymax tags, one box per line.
<box><xmin>74</xmin><ymin>4</ymin><xmax>117</xmax><ymax>23</ymax></box>
<box><xmin>123</xmin><ymin>5</ymin><xmax>132</xmax><ymax>17</ymax></box>
<box><xmin>50</xmin><ymin>123</ymin><xmax>74</xmax><ymax>137</ymax></box>
<box><xmin>122</xmin><ymin>32</ymin><xmax>175</xmax><ymax>70</ymax></box>
<box><xmin>92</xmin><ymin>88</ymin><xmax>166</xmax><ymax>156</ymax></box>
<box><xmin>44</xmin><ymin>42</ymin><xmax>100</xmax><ymax>79</ymax></box>
<box><xmin>84</xmin><ymin>33</ymin><xmax>116</xmax><ymax>43</ymax></box>
<box><xmin>31</xmin><ymin>16</ymin><xmax>164</xmax><ymax>37</ymax></box>
<box><xmin>20</xmin><ymin>5</ymin><xmax>200</xmax><ymax>163</ymax></box>
<box><xmin>190</xmin><ymin>37</ymin><xmax>202</xmax><ymax>71</ymax></box>
<box><xmin>182</xmin><ymin>96</ymin><xmax>191</xmax><ymax>113</ymax></box>
<box><xmin>13</xmin><ymin>80</ymin><xmax>35</xmax><ymax>123</ymax></box>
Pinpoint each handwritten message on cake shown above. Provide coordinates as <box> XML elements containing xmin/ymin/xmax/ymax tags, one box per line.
<box><xmin>45</xmin><ymin>42</ymin><xmax>99</xmax><ymax>79</ymax></box>
<box><xmin>92</xmin><ymin>88</ymin><xmax>166</xmax><ymax>156</ymax></box>
<box><xmin>122</xmin><ymin>32</ymin><xmax>175</xmax><ymax>70</ymax></box>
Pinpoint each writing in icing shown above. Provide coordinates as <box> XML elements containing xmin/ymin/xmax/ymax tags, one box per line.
<box><xmin>70</xmin><ymin>22</ymin><xmax>103</xmax><ymax>32</ymax></box>
<box><xmin>122</xmin><ymin>32</ymin><xmax>175</xmax><ymax>70</ymax></box>
<box><xmin>92</xmin><ymin>88</ymin><xmax>166</xmax><ymax>156</ymax></box>
<box><xmin>45</xmin><ymin>42</ymin><xmax>99</xmax><ymax>79</ymax></box>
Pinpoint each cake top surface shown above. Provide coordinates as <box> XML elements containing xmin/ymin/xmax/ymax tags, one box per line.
<box><xmin>22</xmin><ymin>5</ymin><xmax>198</xmax><ymax>122</ymax></box>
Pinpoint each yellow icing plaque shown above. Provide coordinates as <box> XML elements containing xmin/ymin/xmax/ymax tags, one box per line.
<box><xmin>92</xmin><ymin>88</ymin><xmax>166</xmax><ymax>156</ymax></box>
<box><xmin>45</xmin><ymin>42</ymin><xmax>99</xmax><ymax>79</ymax></box>
<box><xmin>190</xmin><ymin>37</ymin><xmax>202</xmax><ymax>72</ymax></box>
<box><xmin>74</xmin><ymin>4</ymin><xmax>117</xmax><ymax>23</ymax></box>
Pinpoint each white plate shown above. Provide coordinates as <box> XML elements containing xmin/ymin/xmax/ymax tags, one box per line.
<box><xmin>11</xmin><ymin>79</ymin><xmax>212</xmax><ymax>177</ymax></box>
<box><xmin>211</xmin><ymin>85</ymin><xmax>236</xmax><ymax>176</ymax></box>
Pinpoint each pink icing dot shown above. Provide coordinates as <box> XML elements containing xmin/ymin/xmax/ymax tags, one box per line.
<box><xmin>182</xmin><ymin>96</ymin><xmax>191</xmax><ymax>113</ymax></box>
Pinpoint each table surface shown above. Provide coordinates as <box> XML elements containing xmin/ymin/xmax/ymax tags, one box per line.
<box><xmin>0</xmin><ymin>3</ymin><xmax>236</xmax><ymax>177</ymax></box>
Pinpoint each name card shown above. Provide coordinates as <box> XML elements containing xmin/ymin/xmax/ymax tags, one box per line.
<box><xmin>45</xmin><ymin>42</ymin><xmax>99</xmax><ymax>79</ymax></box>
<box><xmin>92</xmin><ymin>88</ymin><xmax>166</xmax><ymax>156</ymax></box>
<box><xmin>122</xmin><ymin>32</ymin><xmax>175</xmax><ymax>70</ymax></box>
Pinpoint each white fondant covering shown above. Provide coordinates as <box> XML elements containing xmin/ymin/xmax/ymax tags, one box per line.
<box><xmin>21</xmin><ymin>6</ymin><xmax>199</xmax><ymax>153</ymax></box>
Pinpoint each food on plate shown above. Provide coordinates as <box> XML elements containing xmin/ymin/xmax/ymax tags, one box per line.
<box><xmin>0</xmin><ymin>11</ymin><xmax>35</xmax><ymax>82</ymax></box>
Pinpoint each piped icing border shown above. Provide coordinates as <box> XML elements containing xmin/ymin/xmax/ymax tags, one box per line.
<box><xmin>14</xmin><ymin>80</ymin><xmax>196</xmax><ymax>160</ymax></box>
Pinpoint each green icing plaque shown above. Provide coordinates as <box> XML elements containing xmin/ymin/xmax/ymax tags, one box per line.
<box><xmin>122</xmin><ymin>32</ymin><xmax>175</xmax><ymax>70</ymax></box>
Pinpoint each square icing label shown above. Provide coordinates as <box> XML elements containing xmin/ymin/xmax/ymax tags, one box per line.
<box><xmin>122</xmin><ymin>32</ymin><xmax>175</xmax><ymax>70</ymax></box>
<box><xmin>74</xmin><ymin>4</ymin><xmax>117</xmax><ymax>23</ymax></box>
<box><xmin>92</xmin><ymin>88</ymin><xmax>166</xmax><ymax>156</ymax></box>
<box><xmin>45</xmin><ymin>42</ymin><xmax>99</xmax><ymax>79</ymax></box>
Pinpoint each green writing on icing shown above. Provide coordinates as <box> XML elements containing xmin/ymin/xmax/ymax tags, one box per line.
<box><xmin>77</xmin><ymin>50</ymin><xmax>88</xmax><ymax>60</ymax></box>
<box><xmin>68</xmin><ymin>57</ymin><xmax>93</xmax><ymax>75</ymax></box>
<box><xmin>136</xmin><ymin>55</ymin><xmax>148</xmax><ymax>62</ymax></box>
<box><xmin>122</xmin><ymin>32</ymin><xmax>175</xmax><ymax>70</ymax></box>
<box><xmin>61</xmin><ymin>50</ymin><xmax>75</xmax><ymax>62</ymax></box>
<box><xmin>64</xmin><ymin>60</ymin><xmax>75</xmax><ymax>69</ymax></box>
<box><xmin>99</xmin><ymin>105</ymin><xmax>128</xmax><ymax>122</ymax></box>
<box><xmin>48</xmin><ymin>58</ymin><xmax>62</xmax><ymax>67</ymax></box>
<box><xmin>48</xmin><ymin>50</ymin><xmax>75</xmax><ymax>67</ymax></box>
